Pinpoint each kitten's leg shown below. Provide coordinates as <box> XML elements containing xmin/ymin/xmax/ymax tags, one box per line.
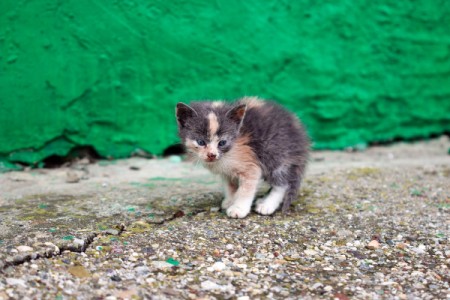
<box><xmin>255</xmin><ymin>185</ymin><xmax>288</xmax><ymax>215</ymax></box>
<box><xmin>281</xmin><ymin>164</ymin><xmax>305</xmax><ymax>213</ymax></box>
<box><xmin>226</xmin><ymin>174</ymin><xmax>260</xmax><ymax>219</ymax></box>
<box><xmin>221</xmin><ymin>178</ymin><xmax>238</xmax><ymax>210</ymax></box>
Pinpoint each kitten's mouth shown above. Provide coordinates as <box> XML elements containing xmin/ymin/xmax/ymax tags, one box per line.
<box><xmin>205</xmin><ymin>158</ymin><xmax>218</xmax><ymax>163</ymax></box>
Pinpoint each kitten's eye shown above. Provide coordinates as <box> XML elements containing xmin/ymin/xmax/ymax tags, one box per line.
<box><xmin>218</xmin><ymin>140</ymin><xmax>227</xmax><ymax>147</ymax></box>
<box><xmin>196</xmin><ymin>139</ymin><xmax>206</xmax><ymax>146</ymax></box>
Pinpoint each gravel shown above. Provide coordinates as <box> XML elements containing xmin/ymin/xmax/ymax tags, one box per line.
<box><xmin>0</xmin><ymin>137</ymin><xmax>449</xmax><ymax>299</ymax></box>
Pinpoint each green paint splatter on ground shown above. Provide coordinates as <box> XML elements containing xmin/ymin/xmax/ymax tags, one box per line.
<box><xmin>410</xmin><ymin>188</ymin><xmax>424</xmax><ymax>197</ymax></box>
<box><xmin>96</xmin><ymin>246</ymin><xmax>103</xmax><ymax>251</ymax></box>
<box><xmin>127</xmin><ymin>207</ymin><xmax>136</xmax><ymax>212</ymax></box>
<box><xmin>98</xmin><ymin>160</ymin><xmax>117</xmax><ymax>166</ymax></box>
<box><xmin>148</xmin><ymin>177</ymin><xmax>182</xmax><ymax>181</ymax></box>
<box><xmin>63</xmin><ymin>235</ymin><xmax>74</xmax><ymax>241</ymax></box>
<box><xmin>148</xmin><ymin>213</ymin><xmax>155</xmax><ymax>219</ymax></box>
<box><xmin>436</xmin><ymin>233</ymin><xmax>445</xmax><ymax>238</ymax></box>
<box><xmin>98</xmin><ymin>224</ymin><xmax>107</xmax><ymax>230</ymax></box>
<box><xmin>38</xmin><ymin>203</ymin><xmax>48</xmax><ymax>209</ymax></box>
<box><xmin>49</xmin><ymin>228</ymin><xmax>57</xmax><ymax>233</ymax></box>
<box><xmin>169</xmin><ymin>155</ymin><xmax>183</xmax><ymax>163</ymax></box>
<box><xmin>110</xmin><ymin>237</ymin><xmax>118</xmax><ymax>242</ymax></box>
<box><xmin>130</xmin><ymin>182</ymin><xmax>156</xmax><ymax>188</ymax></box>
<box><xmin>166</xmin><ymin>258</ymin><xmax>180</xmax><ymax>266</ymax></box>
<box><xmin>123</xmin><ymin>242</ymin><xmax>129</xmax><ymax>246</ymax></box>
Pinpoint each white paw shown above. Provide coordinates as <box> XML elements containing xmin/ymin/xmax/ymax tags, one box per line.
<box><xmin>221</xmin><ymin>197</ymin><xmax>234</xmax><ymax>210</ymax></box>
<box><xmin>255</xmin><ymin>198</ymin><xmax>279</xmax><ymax>215</ymax></box>
<box><xmin>226</xmin><ymin>204</ymin><xmax>251</xmax><ymax>219</ymax></box>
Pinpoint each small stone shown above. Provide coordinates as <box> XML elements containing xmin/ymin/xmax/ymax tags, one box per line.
<box><xmin>237</xmin><ymin>297</ymin><xmax>250</xmax><ymax>300</ymax></box>
<box><xmin>68</xmin><ymin>266</ymin><xmax>90</xmax><ymax>278</ymax></box>
<box><xmin>412</xmin><ymin>244</ymin><xmax>426</xmax><ymax>255</ymax></box>
<box><xmin>445</xmin><ymin>250</ymin><xmax>450</xmax><ymax>258</ymax></box>
<box><xmin>135</xmin><ymin>266</ymin><xmax>150</xmax><ymax>276</ymax></box>
<box><xmin>6</xmin><ymin>278</ymin><xmax>27</xmax><ymax>287</ymax></box>
<box><xmin>210</xmin><ymin>207</ymin><xmax>220</xmax><ymax>212</ymax></box>
<box><xmin>104</xmin><ymin>229</ymin><xmax>119</xmax><ymax>235</ymax></box>
<box><xmin>311</xmin><ymin>282</ymin><xmax>323</xmax><ymax>290</ymax></box>
<box><xmin>66</xmin><ymin>171</ymin><xmax>80</xmax><ymax>183</ymax></box>
<box><xmin>201</xmin><ymin>280</ymin><xmax>226</xmax><ymax>291</ymax></box>
<box><xmin>324</xmin><ymin>285</ymin><xmax>333</xmax><ymax>292</ymax></box>
<box><xmin>304</xmin><ymin>249</ymin><xmax>317</xmax><ymax>256</ymax></box>
<box><xmin>110</xmin><ymin>275</ymin><xmax>122</xmax><ymax>282</ymax></box>
<box><xmin>211</xmin><ymin>261</ymin><xmax>226</xmax><ymax>271</ymax></box>
<box><xmin>212</xmin><ymin>249</ymin><xmax>221</xmax><ymax>257</ymax></box>
<box><xmin>73</xmin><ymin>238</ymin><xmax>84</xmax><ymax>247</ymax></box>
<box><xmin>366</xmin><ymin>240</ymin><xmax>380</xmax><ymax>250</ymax></box>
<box><xmin>226</xmin><ymin>244</ymin><xmax>234</xmax><ymax>250</ymax></box>
<box><xmin>16</xmin><ymin>246</ymin><xmax>33</xmax><ymax>252</ymax></box>
<box><xmin>128</xmin><ymin>255</ymin><xmax>138</xmax><ymax>262</ymax></box>
<box><xmin>396</xmin><ymin>243</ymin><xmax>406</xmax><ymax>249</ymax></box>
<box><xmin>152</xmin><ymin>261</ymin><xmax>173</xmax><ymax>268</ymax></box>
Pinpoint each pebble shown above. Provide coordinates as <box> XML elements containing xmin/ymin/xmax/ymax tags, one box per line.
<box><xmin>396</xmin><ymin>243</ymin><xmax>406</xmax><ymax>249</ymax></box>
<box><xmin>366</xmin><ymin>240</ymin><xmax>380</xmax><ymax>250</ymax></box>
<box><xmin>311</xmin><ymin>282</ymin><xmax>323</xmax><ymax>290</ymax></box>
<box><xmin>73</xmin><ymin>238</ymin><xmax>85</xmax><ymax>247</ymax></box>
<box><xmin>16</xmin><ymin>246</ymin><xmax>33</xmax><ymax>252</ymax></box>
<box><xmin>226</xmin><ymin>244</ymin><xmax>234</xmax><ymax>250</ymax></box>
<box><xmin>201</xmin><ymin>280</ymin><xmax>229</xmax><ymax>291</ymax></box>
<box><xmin>412</xmin><ymin>244</ymin><xmax>426</xmax><ymax>255</ymax></box>
<box><xmin>66</xmin><ymin>171</ymin><xmax>80</xmax><ymax>183</ymax></box>
<box><xmin>152</xmin><ymin>261</ymin><xmax>174</xmax><ymax>268</ymax></box>
<box><xmin>201</xmin><ymin>280</ymin><xmax>219</xmax><ymax>290</ymax></box>
<box><xmin>304</xmin><ymin>249</ymin><xmax>317</xmax><ymax>256</ymax></box>
<box><xmin>211</xmin><ymin>261</ymin><xmax>226</xmax><ymax>271</ymax></box>
<box><xmin>6</xmin><ymin>278</ymin><xmax>27</xmax><ymax>287</ymax></box>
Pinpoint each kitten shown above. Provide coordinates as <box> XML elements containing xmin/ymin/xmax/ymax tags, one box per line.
<box><xmin>176</xmin><ymin>97</ymin><xmax>309</xmax><ymax>218</ymax></box>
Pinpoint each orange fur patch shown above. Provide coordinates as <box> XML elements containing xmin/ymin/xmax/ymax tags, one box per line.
<box><xmin>207</xmin><ymin>135</ymin><xmax>261</xmax><ymax>181</ymax></box>
<box><xmin>208</xmin><ymin>112</ymin><xmax>219</xmax><ymax>136</ymax></box>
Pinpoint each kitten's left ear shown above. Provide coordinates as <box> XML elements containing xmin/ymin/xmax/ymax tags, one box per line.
<box><xmin>226</xmin><ymin>104</ymin><xmax>247</xmax><ymax>125</ymax></box>
<box><xmin>176</xmin><ymin>102</ymin><xmax>198</xmax><ymax>128</ymax></box>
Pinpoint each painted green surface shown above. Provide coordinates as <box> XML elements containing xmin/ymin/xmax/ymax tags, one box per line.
<box><xmin>1</xmin><ymin>0</ymin><xmax>450</xmax><ymax>165</ymax></box>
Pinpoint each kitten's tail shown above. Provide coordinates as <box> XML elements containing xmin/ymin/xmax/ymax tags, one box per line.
<box><xmin>281</xmin><ymin>164</ymin><xmax>305</xmax><ymax>214</ymax></box>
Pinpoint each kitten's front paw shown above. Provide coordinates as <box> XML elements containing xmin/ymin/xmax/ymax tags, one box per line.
<box><xmin>255</xmin><ymin>198</ymin><xmax>279</xmax><ymax>216</ymax></box>
<box><xmin>226</xmin><ymin>204</ymin><xmax>251</xmax><ymax>219</ymax></box>
<box><xmin>221</xmin><ymin>197</ymin><xmax>234</xmax><ymax>210</ymax></box>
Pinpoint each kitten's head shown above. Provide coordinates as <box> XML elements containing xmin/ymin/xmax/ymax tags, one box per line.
<box><xmin>176</xmin><ymin>102</ymin><xmax>247</xmax><ymax>163</ymax></box>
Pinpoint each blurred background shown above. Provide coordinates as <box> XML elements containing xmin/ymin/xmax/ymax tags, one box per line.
<box><xmin>1</xmin><ymin>0</ymin><xmax>449</xmax><ymax>169</ymax></box>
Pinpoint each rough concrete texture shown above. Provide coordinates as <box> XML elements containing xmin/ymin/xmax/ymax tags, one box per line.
<box><xmin>1</xmin><ymin>1</ymin><xmax>450</xmax><ymax>165</ymax></box>
<box><xmin>0</xmin><ymin>137</ymin><xmax>449</xmax><ymax>299</ymax></box>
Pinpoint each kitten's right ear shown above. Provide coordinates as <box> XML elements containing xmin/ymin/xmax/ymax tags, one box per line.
<box><xmin>176</xmin><ymin>102</ymin><xmax>197</xmax><ymax>128</ymax></box>
<box><xmin>226</xmin><ymin>104</ymin><xmax>247</xmax><ymax>126</ymax></box>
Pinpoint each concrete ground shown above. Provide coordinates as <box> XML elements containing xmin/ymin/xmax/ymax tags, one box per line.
<box><xmin>0</xmin><ymin>137</ymin><xmax>449</xmax><ymax>299</ymax></box>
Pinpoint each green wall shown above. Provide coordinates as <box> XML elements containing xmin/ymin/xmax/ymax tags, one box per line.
<box><xmin>1</xmin><ymin>0</ymin><xmax>450</xmax><ymax>166</ymax></box>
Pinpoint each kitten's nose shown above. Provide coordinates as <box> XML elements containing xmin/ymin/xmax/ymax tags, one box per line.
<box><xmin>207</xmin><ymin>153</ymin><xmax>217</xmax><ymax>159</ymax></box>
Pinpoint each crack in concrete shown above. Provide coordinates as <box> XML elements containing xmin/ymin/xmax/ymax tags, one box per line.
<box><xmin>1</xmin><ymin>209</ymin><xmax>205</xmax><ymax>271</ymax></box>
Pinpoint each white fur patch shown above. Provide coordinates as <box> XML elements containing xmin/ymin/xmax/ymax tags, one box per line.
<box><xmin>255</xmin><ymin>186</ymin><xmax>287</xmax><ymax>215</ymax></box>
<box><xmin>212</xmin><ymin>101</ymin><xmax>224</xmax><ymax>107</ymax></box>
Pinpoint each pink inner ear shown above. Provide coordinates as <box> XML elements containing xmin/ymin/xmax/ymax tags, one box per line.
<box><xmin>236</xmin><ymin>107</ymin><xmax>246</xmax><ymax>119</ymax></box>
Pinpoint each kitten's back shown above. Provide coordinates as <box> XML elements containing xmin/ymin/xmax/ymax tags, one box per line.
<box><xmin>238</xmin><ymin>97</ymin><xmax>309</xmax><ymax>171</ymax></box>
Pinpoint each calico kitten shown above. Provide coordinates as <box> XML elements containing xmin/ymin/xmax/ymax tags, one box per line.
<box><xmin>176</xmin><ymin>97</ymin><xmax>309</xmax><ymax>218</ymax></box>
